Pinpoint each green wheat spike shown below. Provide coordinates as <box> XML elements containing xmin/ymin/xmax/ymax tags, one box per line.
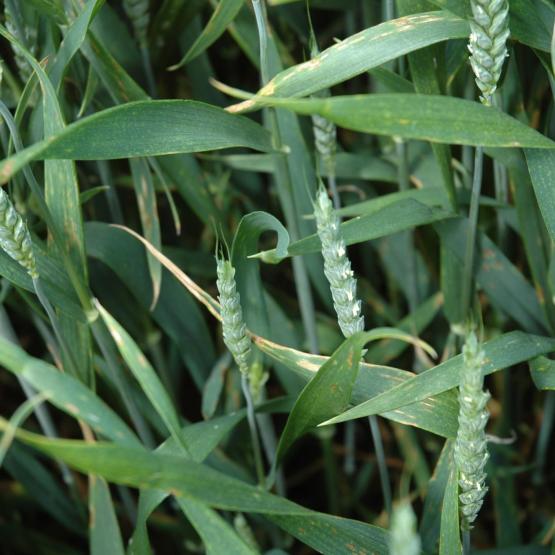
<box><xmin>313</xmin><ymin>185</ymin><xmax>364</xmax><ymax>338</ymax></box>
<box><xmin>0</xmin><ymin>187</ymin><xmax>38</xmax><ymax>279</ymax></box>
<box><xmin>123</xmin><ymin>0</ymin><xmax>150</xmax><ymax>47</ymax></box>
<box><xmin>468</xmin><ymin>0</ymin><xmax>510</xmax><ymax>105</ymax></box>
<box><xmin>215</xmin><ymin>256</ymin><xmax>252</xmax><ymax>375</ymax></box>
<box><xmin>454</xmin><ymin>331</ymin><xmax>490</xmax><ymax>530</ymax></box>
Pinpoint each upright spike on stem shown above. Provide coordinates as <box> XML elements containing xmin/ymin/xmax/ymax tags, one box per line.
<box><xmin>462</xmin><ymin>0</ymin><xmax>510</xmax><ymax>320</ymax></box>
<box><xmin>454</xmin><ymin>331</ymin><xmax>490</xmax><ymax>532</ymax></box>
<box><xmin>215</xmin><ymin>254</ymin><xmax>265</xmax><ymax>482</ymax></box>
<box><xmin>313</xmin><ymin>185</ymin><xmax>364</xmax><ymax>338</ymax></box>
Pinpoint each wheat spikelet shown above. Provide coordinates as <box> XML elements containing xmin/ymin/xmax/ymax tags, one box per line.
<box><xmin>0</xmin><ymin>187</ymin><xmax>38</xmax><ymax>279</ymax></box>
<box><xmin>314</xmin><ymin>185</ymin><xmax>364</xmax><ymax>338</ymax></box>
<box><xmin>216</xmin><ymin>257</ymin><xmax>252</xmax><ymax>375</ymax></box>
<box><xmin>454</xmin><ymin>331</ymin><xmax>490</xmax><ymax>530</ymax></box>
<box><xmin>124</xmin><ymin>0</ymin><xmax>150</xmax><ymax>47</ymax></box>
<box><xmin>468</xmin><ymin>0</ymin><xmax>510</xmax><ymax>105</ymax></box>
<box><xmin>389</xmin><ymin>502</ymin><xmax>421</xmax><ymax>555</ymax></box>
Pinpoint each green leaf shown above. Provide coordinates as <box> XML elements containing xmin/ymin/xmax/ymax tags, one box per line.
<box><xmin>323</xmin><ymin>331</ymin><xmax>555</xmax><ymax>425</ymax></box>
<box><xmin>231</xmin><ymin>211</ymin><xmax>289</xmax><ymax>337</ymax></box>
<box><xmin>337</xmin><ymin>187</ymin><xmax>449</xmax><ymax>218</ymax></box>
<box><xmin>3</xmin><ymin>444</ymin><xmax>83</xmax><ymax>533</ymax></box>
<box><xmin>233</xmin><ymin>94</ymin><xmax>555</xmax><ymax>149</ymax></box>
<box><xmin>530</xmin><ymin>357</ymin><xmax>555</xmax><ymax>391</ymax></box>
<box><xmin>24</xmin><ymin>0</ymin><xmax>66</xmax><ymax>22</ymax></box>
<box><xmin>211</xmin><ymin>151</ymin><xmax>397</xmax><ymax>182</ymax></box>
<box><xmin>95</xmin><ymin>301</ymin><xmax>188</xmax><ymax>453</ymax></box>
<box><xmin>525</xmin><ymin>149</ymin><xmax>555</xmax><ymax>243</ymax></box>
<box><xmin>4</xmin><ymin>426</ymin><xmax>390</xmax><ymax>555</ymax></box>
<box><xmin>275</xmin><ymin>328</ymin><xmax>431</xmax><ymax>463</ymax></box>
<box><xmin>255</xmin><ymin>335</ymin><xmax>459</xmax><ymax>438</ymax></box>
<box><xmin>89</xmin><ymin>476</ymin><xmax>125</xmax><ymax>555</ymax></box>
<box><xmin>420</xmin><ymin>440</ymin><xmax>454</xmax><ymax>553</ymax></box>
<box><xmin>129</xmin><ymin>411</ymin><xmax>248</xmax><ymax>555</ymax></box>
<box><xmin>0</xmin><ymin>239</ymin><xmax>84</xmax><ymax>321</ymax></box>
<box><xmin>176</xmin><ymin>499</ymin><xmax>257</xmax><ymax>555</ymax></box>
<box><xmin>129</xmin><ymin>159</ymin><xmax>162</xmax><ymax>309</ymax></box>
<box><xmin>256</xmin><ymin>199</ymin><xmax>452</xmax><ymax>262</ymax></box>
<box><xmin>0</xmin><ymin>100</ymin><xmax>274</xmax><ymax>184</ymax></box>
<box><xmin>49</xmin><ymin>0</ymin><xmax>102</xmax><ymax>91</ymax></box>
<box><xmin>436</xmin><ymin>218</ymin><xmax>548</xmax><ymax>334</ymax></box>
<box><xmin>275</xmin><ymin>333</ymin><xmax>363</xmax><ymax>463</ymax></box>
<box><xmin>253</xmin><ymin>12</ymin><xmax>469</xmax><ymax>98</ymax></box>
<box><xmin>439</xmin><ymin>464</ymin><xmax>462</xmax><ymax>555</ymax></box>
<box><xmin>0</xmin><ymin>336</ymin><xmax>141</xmax><ymax>446</ymax></box>
<box><xmin>169</xmin><ymin>0</ymin><xmax>244</xmax><ymax>69</ymax></box>
<box><xmin>85</xmin><ymin>223</ymin><xmax>216</xmax><ymax>389</ymax></box>
<box><xmin>366</xmin><ymin>293</ymin><xmax>443</xmax><ymax>364</ymax></box>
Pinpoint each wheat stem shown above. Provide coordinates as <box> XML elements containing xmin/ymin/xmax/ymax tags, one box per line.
<box><xmin>369</xmin><ymin>415</ymin><xmax>392</xmax><ymax>520</ymax></box>
<box><xmin>216</xmin><ymin>256</ymin><xmax>265</xmax><ymax>482</ymax></box>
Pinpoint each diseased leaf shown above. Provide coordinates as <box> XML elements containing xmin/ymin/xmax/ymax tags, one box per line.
<box><xmin>323</xmin><ymin>332</ymin><xmax>555</xmax><ymax>425</ymax></box>
<box><xmin>231</xmin><ymin>95</ymin><xmax>555</xmax><ymax>149</ymax></box>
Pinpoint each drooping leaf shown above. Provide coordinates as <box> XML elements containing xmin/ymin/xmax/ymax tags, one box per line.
<box><xmin>275</xmin><ymin>328</ymin><xmax>433</xmax><ymax>462</ymax></box>
<box><xmin>323</xmin><ymin>332</ymin><xmax>555</xmax><ymax>425</ymax></box>
<box><xmin>3</xmin><ymin>425</ymin><xmax>390</xmax><ymax>555</ymax></box>
<box><xmin>250</xmin><ymin>12</ymin><xmax>469</xmax><ymax>98</ymax></box>
<box><xmin>230</xmin><ymin>94</ymin><xmax>555</xmax><ymax>149</ymax></box>
<box><xmin>255</xmin><ymin>335</ymin><xmax>458</xmax><ymax>438</ymax></box>
<box><xmin>0</xmin><ymin>101</ymin><xmax>274</xmax><ymax>184</ymax></box>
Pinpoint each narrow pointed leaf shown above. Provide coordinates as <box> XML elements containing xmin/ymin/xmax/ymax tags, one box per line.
<box><xmin>323</xmin><ymin>332</ymin><xmax>555</xmax><ymax>425</ymax></box>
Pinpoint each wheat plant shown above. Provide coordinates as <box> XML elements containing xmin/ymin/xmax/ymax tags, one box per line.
<box><xmin>0</xmin><ymin>1</ymin><xmax>553</xmax><ymax>554</ymax></box>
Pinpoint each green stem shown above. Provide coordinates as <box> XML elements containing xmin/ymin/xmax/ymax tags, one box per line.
<box><xmin>327</xmin><ymin>172</ymin><xmax>341</xmax><ymax>212</ymax></box>
<box><xmin>343</xmin><ymin>419</ymin><xmax>356</xmax><ymax>475</ymax></box>
<box><xmin>369</xmin><ymin>415</ymin><xmax>392</xmax><ymax>522</ymax></box>
<box><xmin>461</xmin><ymin>146</ymin><xmax>484</xmax><ymax>322</ymax></box>
<box><xmin>140</xmin><ymin>44</ymin><xmax>156</xmax><ymax>98</ymax></box>
<box><xmin>319</xmin><ymin>427</ymin><xmax>339</xmax><ymax>514</ymax></box>
<box><xmin>462</xmin><ymin>78</ymin><xmax>476</xmax><ymax>191</ymax></box>
<box><xmin>463</xmin><ymin>529</ymin><xmax>471</xmax><ymax>555</ymax></box>
<box><xmin>533</xmin><ymin>391</ymin><xmax>555</xmax><ymax>485</ymax></box>
<box><xmin>33</xmin><ymin>277</ymin><xmax>81</xmax><ymax>379</ymax></box>
<box><xmin>241</xmin><ymin>374</ymin><xmax>265</xmax><ymax>485</ymax></box>
<box><xmin>0</xmin><ymin>306</ymin><xmax>83</xmax><ymax>517</ymax></box>
<box><xmin>90</xmin><ymin>319</ymin><xmax>155</xmax><ymax>448</ymax></box>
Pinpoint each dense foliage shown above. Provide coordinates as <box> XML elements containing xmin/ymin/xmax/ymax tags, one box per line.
<box><xmin>0</xmin><ymin>0</ymin><xmax>555</xmax><ymax>554</ymax></box>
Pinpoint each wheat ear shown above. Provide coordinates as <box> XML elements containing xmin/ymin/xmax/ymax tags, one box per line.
<box><xmin>0</xmin><ymin>187</ymin><xmax>38</xmax><ymax>279</ymax></box>
<box><xmin>123</xmin><ymin>0</ymin><xmax>150</xmax><ymax>48</ymax></box>
<box><xmin>468</xmin><ymin>0</ymin><xmax>510</xmax><ymax>105</ymax></box>
<box><xmin>389</xmin><ymin>502</ymin><xmax>421</xmax><ymax>555</ymax></box>
<box><xmin>454</xmin><ymin>331</ymin><xmax>490</xmax><ymax>530</ymax></box>
<box><xmin>216</xmin><ymin>257</ymin><xmax>252</xmax><ymax>374</ymax></box>
<box><xmin>314</xmin><ymin>185</ymin><xmax>364</xmax><ymax>338</ymax></box>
